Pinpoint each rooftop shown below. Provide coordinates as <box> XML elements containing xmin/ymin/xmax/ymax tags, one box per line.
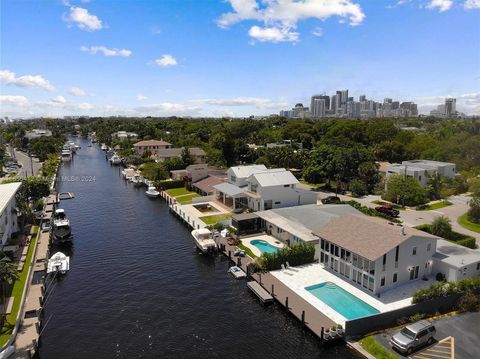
<box><xmin>229</xmin><ymin>165</ymin><xmax>267</xmax><ymax>178</ymax></box>
<box><xmin>403</xmin><ymin>160</ymin><xmax>455</xmax><ymax>167</ymax></box>
<box><xmin>313</xmin><ymin>215</ymin><xmax>439</xmax><ymax>261</ymax></box>
<box><xmin>192</xmin><ymin>175</ymin><xmax>225</xmax><ymax>194</ymax></box>
<box><xmin>249</xmin><ymin>170</ymin><xmax>299</xmax><ymax>187</ymax></box>
<box><xmin>213</xmin><ymin>182</ymin><xmax>245</xmax><ymax>197</ymax></box>
<box><xmin>133</xmin><ymin>140</ymin><xmax>172</xmax><ymax>147</ymax></box>
<box><xmin>157</xmin><ymin>147</ymin><xmax>205</xmax><ymax>157</ymax></box>
<box><xmin>0</xmin><ymin>182</ymin><xmax>23</xmax><ymax>214</ymax></box>
<box><xmin>433</xmin><ymin>239</ymin><xmax>480</xmax><ymax>268</ymax></box>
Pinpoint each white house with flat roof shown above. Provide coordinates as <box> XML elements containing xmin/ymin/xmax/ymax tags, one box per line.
<box><xmin>214</xmin><ymin>165</ymin><xmax>317</xmax><ymax>212</ymax></box>
<box><xmin>313</xmin><ymin>215</ymin><xmax>438</xmax><ymax>295</ymax></box>
<box><xmin>0</xmin><ymin>182</ymin><xmax>22</xmax><ymax>247</ymax></box>
<box><xmin>432</xmin><ymin>239</ymin><xmax>480</xmax><ymax>281</ymax></box>
<box><xmin>386</xmin><ymin>160</ymin><xmax>456</xmax><ymax>187</ymax></box>
<box><xmin>112</xmin><ymin>131</ymin><xmax>138</xmax><ymax>141</ymax></box>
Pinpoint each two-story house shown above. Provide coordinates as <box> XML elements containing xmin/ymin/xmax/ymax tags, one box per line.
<box><xmin>0</xmin><ymin>182</ymin><xmax>22</xmax><ymax>247</ymax></box>
<box><xmin>133</xmin><ymin>140</ymin><xmax>172</xmax><ymax>156</ymax></box>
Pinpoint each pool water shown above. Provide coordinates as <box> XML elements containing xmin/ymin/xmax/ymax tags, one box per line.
<box><xmin>250</xmin><ymin>239</ymin><xmax>281</xmax><ymax>254</ymax></box>
<box><xmin>305</xmin><ymin>282</ymin><xmax>379</xmax><ymax>320</ymax></box>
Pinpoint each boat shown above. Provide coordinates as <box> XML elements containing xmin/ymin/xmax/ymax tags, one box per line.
<box><xmin>61</xmin><ymin>149</ymin><xmax>72</xmax><ymax>162</ymax></box>
<box><xmin>191</xmin><ymin>228</ymin><xmax>217</xmax><ymax>253</ymax></box>
<box><xmin>68</xmin><ymin>142</ymin><xmax>77</xmax><ymax>153</ymax></box>
<box><xmin>110</xmin><ymin>154</ymin><xmax>122</xmax><ymax>165</ymax></box>
<box><xmin>101</xmin><ymin>144</ymin><xmax>108</xmax><ymax>151</ymax></box>
<box><xmin>51</xmin><ymin>208</ymin><xmax>72</xmax><ymax>242</ymax></box>
<box><xmin>145</xmin><ymin>186</ymin><xmax>160</xmax><ymax>198</ymax></box>
<box><xmin>229</xmin><ymin>266</ymin><xmax>246</xmax><ymax>279</ymax></box>
<box><xmin>58</xmin><ymin>192</ymin><xmax>75</xmax><ymax>200</ymax></box>
<box><xmin>122</xmin><ymin>167</ymin><xmax>136</xmax><ymax>181</ymax></box>
<box><xmin>131</xmin><ymin>173</ymin><xmax>144</xmax><ymax>186</ymax></box>
<box><xmin>47</xmin><ymin>252</ymin><xmax>70</xmax><ymax>274</ymax></box>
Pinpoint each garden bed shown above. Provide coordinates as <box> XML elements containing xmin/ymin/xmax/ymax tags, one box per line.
<box><xmin>415</xmin><ymin>224</ymin><xmax>477</xmax><ymax>249</ymax></box>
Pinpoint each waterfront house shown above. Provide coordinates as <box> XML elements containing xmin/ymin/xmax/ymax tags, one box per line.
<box><xmin>133</xmin><ymin>140</ymin><xmax>172</xmax><ymax>156</ymax></box>
<box><xmin>112</xmin><ymin>131</ymin><xmax>138</xmax><ymax>142</ymax></box>
<box><xmin>25</xmin><ymin>129</ymin><xmax>52</xmax><ymax>139</ymax></box>
<box><xmin>214</xmin><ymin>165</ymin><xmax>317</xmax><ymax>212</ymax></box>
<box><xmin>191</xmin><ymin>175</ymin><xmax>226</xmax><ymax>196</ymax></box>
<box><xmin>386</xmin><ymin>160</ymin><xmax>456</xmax><ymax>187</ymax></box>
<box><xmin>155</xmin><ymin>147</ymin><xmax>206</xmax><ymax>164</ymax></box>
<box><xmin>0</xmin><ymin>182</ymin><xmax>22</xmax><ymax>247</ymax></box>
<box><xmin>313</xmin><ymin>215</ymin><xmax>438</xmax><ymax>295</ymax></box>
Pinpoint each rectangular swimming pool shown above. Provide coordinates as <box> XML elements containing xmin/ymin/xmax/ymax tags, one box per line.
<box><xmin>305</xmin><ymin>282</ymin><xmax>379</xmax><ymax>320</ymax></box>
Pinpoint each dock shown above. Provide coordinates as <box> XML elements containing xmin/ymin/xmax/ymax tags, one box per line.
<box><xmin>247</xmin><ymin>281</ymin><xmax>274</xmax><ymax>304</ymax></box>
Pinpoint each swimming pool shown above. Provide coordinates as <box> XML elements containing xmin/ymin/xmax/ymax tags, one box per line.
<box><xmin>250</xmin><ymin>239</ymin><xmax>281</xmax><ymax>254</ymax></box>
<box><xmin>305</xmin><ymin>282</ymin><xmax>379</xmax><ymax>320</ymax></box>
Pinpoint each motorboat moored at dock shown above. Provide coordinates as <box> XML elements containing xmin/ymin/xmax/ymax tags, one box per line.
<box><xmin>110</xmin><ymin>154</ymin><xmax>122</xmax><ymax>165</ymax></box>
<box><xmin>52</xmin><ymin>208</ymin><xmax>72</xmax><ymax>243</ymax></box>
<box><xmin>229</xmin><ymin>266</ymin><xmax>246</xmax><ymax>279</ymax></box>
<box><xmin>61</xmin><ymin>149</ymin><xmax>72</xmax><ymax>162</ymax></box>
<box><xmin>47</xmin><ymin>252</ymin><xmax>70</xmax><ymax>274</ymax></box>
<box><xmin>191</xmin><ymin>228</ymin><xmax>217</xmax><ymax>254</ymax></box>
<box><xmin>145</xmin><ymin>186</ymin><xmax>160</xmax><ymax>198</ymax></box>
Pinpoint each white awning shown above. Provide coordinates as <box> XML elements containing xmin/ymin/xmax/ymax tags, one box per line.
<box><xmin>213</xmin><ymin>183</ymin><xmax>245</xmax><ymax>197</ymax></box>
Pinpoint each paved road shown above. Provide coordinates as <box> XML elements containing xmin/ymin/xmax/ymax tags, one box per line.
<box><xmin>374</xmin><ymin>312</ymin><xmax>479</xmax><ymax>359</ymax></box>
<box><xmin>14</xmin><ymin>149</ymin><xmax>42</xmax><ymax>177</ymax></box>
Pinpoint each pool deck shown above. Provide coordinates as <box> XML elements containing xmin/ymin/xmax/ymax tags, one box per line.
<box><xmin>271</xmin><ymin>263</ymin><xmax>435</xmax><ymax>326</ymax></box>
<box><xmin>241</xmin><ymin>234</ymin><xmax>284</xmax><ymax>257</ymax></box>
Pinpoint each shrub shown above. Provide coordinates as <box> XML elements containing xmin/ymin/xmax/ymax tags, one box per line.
<box><xmin>457</xmin><ymin>290</ymin><xmax>480</xmax><ymax>312</ymax></box>
<box><xmin>456</xmin><ymin>237</ymin><xmax>477</xmax><ymax>249</ymax></box>
<box><xmin>412</xmin><ymin>277</ymin><xmax>480</xmax><ymax>304</ymax></box>
<box><xmin>255</xmin><ymin>242</ymin><xmax>315</xmax><ymax>272</ymax></box>
<box><xmin>467</xmin><ymin>196</ymin><xmax>480</xmax><ymax>224</ymax></box>
<box><xmin>154</xmin><ymin>179</ymin><xmax>185</xmax><ymax>190</ymax></box>
<box><xmin>350</xmin><ymin>179</ymin><xmax>368</xmax><ymax>197</ymax></box>
<box><xmin>339</xmin><ymin>200</ymin><xmax>402</xmax><ymax>223</ymax></box>
<box><xmin>431</xmin><ymin>216</ymin><xmax>452</xmax><ymax>238</ymax></box>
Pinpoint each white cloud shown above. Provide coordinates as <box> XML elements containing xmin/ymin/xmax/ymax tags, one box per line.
<box><xmin>52</xmin><ymin>95</ymin><xmax>67</xmax><ymax>104</ymax></box>
<box><xmin>426</xmin><ymin>0</ymin><xmax>453</xmax><ymax>12</ymax></box>
<box><xmin>0</xmin><ymin>69</ymin><xmax>55</xmax><ymax>91</ymax></box>
<box><xmin>137</xmin><ymin>94</ymin><xmax>148</xmax><ymax>101</ymax></box>
<box><xmin>135</xmin><ymin>102</ymin><xmax>201</xmax><ymax>116</ymax></box>
<box><xmin>192</xmin><ymin>97</ymin><xmax>288</xmax><ymax>109</ymax></box>
<box><xmin>80</xmin><ymin>46</ymin><xmax>132</xmax><ymax>57</ymax></box>
<box><xmin>77</xmin><ymin>102</ymin><xmax>94</xmax><ymax>110</ymax></box>
<box><xmin>312</xmin><ymin>27</ymin><xmax>323</xmax><ymax>37</ymax></box>
<box><xmin>154</xmin><ymin>54</ymin><xmax>177</xmax><ymax>67</ymax></box>
<box><xmin>65</xmin><ymin>6</ymin><xmax>103</xmax><ymax>31</ymax></box>
<box><xmin>68</xmin><ymin>87</ymin><xmax>87</xmax><ymax>96</ymax></box>
<box><xmin>151</xmin><ymin>26</ymin><xmax>161</xmax><ymax>35</ymax></box>
<box><xmin>248</xmin><ymin>25</ymin><xmax>299</xmax><ymax>43</ymax></box>
<box><xmin>464</xmin><ymin>0</ymin><xmax>480</xmax><ymax>9</ymax></box>
<box><xmin>0</xmin><ymin>95</ymin><xmax>30</xmax><ymax>107</ymax></box>
<box><xmin>217</xmin><ymin>0</ymin><xmax>365</xmax><ymax>43</ymax></box>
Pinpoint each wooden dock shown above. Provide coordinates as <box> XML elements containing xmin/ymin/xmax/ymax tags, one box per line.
<box><xmin>247</xmin><ymin>281</ymin><xmax>274</xmax><ymax>304</ymax></box>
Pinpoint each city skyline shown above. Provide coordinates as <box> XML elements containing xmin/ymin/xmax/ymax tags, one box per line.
<box><xmin>1</xmin><ymin>0</ymin><xmax>480</xmax><ymax>118</ymax></box>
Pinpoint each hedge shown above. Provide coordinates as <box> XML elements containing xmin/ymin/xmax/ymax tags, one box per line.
<box><xmin>414</xmin><ymin>224</ymin><xmax>477</xmax><ymax>249</ymax></box>
<box><xmin>255</xmin><ymin>243</ymin><xmax>315</xmax><ymax>272</ymax></box>
<box><xmin>412</xmin><ymin>277</ymin><xmax>480</xmax><ymax>304</ymax></box>
<box><xmin>154</xmin><ymin>179</ymin><xmax>185</xmax><ymax>190</ymax></box>
<box><xmin>339</xmin><ymin>200</ymin><xmax>402</xmax><ymax>223</ymax></box>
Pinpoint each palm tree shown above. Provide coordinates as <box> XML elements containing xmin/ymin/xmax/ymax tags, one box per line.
<box><xmin>0</xmin><ymin>255</ymin><xmax>19</xmax><ymax>328</ymax></box>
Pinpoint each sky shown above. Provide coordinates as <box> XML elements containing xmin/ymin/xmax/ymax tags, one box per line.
<box><xmin>1</xmin><ymin>0</ymin><xmax>479</xmax><ymax>118</ymax></box>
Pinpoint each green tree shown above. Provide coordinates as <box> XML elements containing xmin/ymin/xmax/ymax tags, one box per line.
<box><xmin>467</xmin><ymin>196</ymin><xmax>480</xmax><ymax>224</ymax></box>
<box><xmin>431</xmin><ymin>216</ymin><xmax>452</xmax><ymax>238</ymax></box>
<box><xmin>140</xmin><ymin>162</ymin><xmax>168</xmax><ymax>181</ymax></box>
<box><xmin>0</xmin><ymin>255</ymin><xmax>19</xmax><ymax>327</ymax></box>
<box><xmin>383</xmin><ymin>174</ymin><xmax>427</xmax><ymax>206</ymax></box>
<box><xmin>180</xmin><ymin>147</ymin><xmax>195</xmax><ymax>167</ymax></box>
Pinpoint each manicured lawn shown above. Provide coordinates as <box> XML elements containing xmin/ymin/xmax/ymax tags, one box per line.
<box><xmin>176</xmin><ymin>193</ymin><xmax>200</xmax><ymax>204</ymax></box>
<box><xmin>458</xmin><ymin>213</ymin><xmax>480</xmax><ymax>233</ymax></box>
<box><xmin>238</xmin><ymin>242</ymin><xmax>257</xmax><ymax>258</ymax></box>
<box><xmin>200</xmin><ymin>214</ymin><xmax>232</xmax><ymax>225</ymax></box>
<box><xmin>165</xmin><ymin>187</ymin><xmax>191</xmax><ymax>197</ymax></box>
<box><xmin>417</xmin><ymin>200</ymin><xmax>453</xmax><ymax>211</ymax></box>
<box><xmin>359</xmin><ymin>336</ymin><xmax>397</xmax><ymax>359</ymax></box>
<box><xmin>0</xmin><ymin>229</ymin><xmax>38</xmax><ymax>347</ymax></box>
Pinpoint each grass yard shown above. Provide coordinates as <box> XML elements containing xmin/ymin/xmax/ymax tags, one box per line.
<box><xmin>0</xmin><ymin>229</ymin><xmax>38</xmax><ymax>347</ymax></box>
<box><xmin>458</xmin><ymin>213</ymin><xmax>480</xmax><ymax>233</ymax></box>
<box><xmin>176</xmin><ymin>193</ymin><xmax>200</xmax><ymax>204</ymax></box>
<box><xmin>238</xmin><ymin>242</ymin><xmax>257</xmax><ymax>258</ymax></box>
<box><xmin>200</xmin><ymin>213</ymin><xmax>232</xmax><ymax>225</ymax></box>
<box><xmin>359</xmin><ymin>336</ymin><xmax>397</xmax><ymax>359</ymax></box>
<box><xmin>165</xmin><ymin>187</ymin><xmax>192</xmax><ymax>197</ymax></box>
<box><xmin>417</xmin><ymin>200</ymin><xmax>453</xmax><ymax>211</ymax></box>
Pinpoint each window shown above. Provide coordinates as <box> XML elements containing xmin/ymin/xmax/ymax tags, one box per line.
<box><xmin>393</xmin><ymin>273</ymin><xmax>398</xmax><ymax>283</ymax></box>
<box><xmin>412</xmin><ymin>247</ymin><xmax>417</xmax><ymax>256</ymax></box>
<box><xmin>380</xmin><ymin>277</ymin><xmax>385</xmax><ymax>286</ymax></box>
<box><xmin>395</xmin><ymin>246</ymin><xmax>399</xmax><ymax>262</ymax></box>
<box><xmin>274</xmin><ymin>201</ymin><xmax>281</xmax><ymax>205</ymax></box>
<box><xmin>477</xmin><ymin>263</ymin><xmax>480</xmax><ymax>271</ymax></box>
<box><xmin>427</xmin><ymin>243</ymin><xmax>431</xmax><ymax>251</ymax></box>
<box><xmin>283</xmin><ymin>184</ymin><xmax>289</xmax><ymax>187</ymax></box>
<box><xmin>321</xmin><ymin>239</ymin><xmax>325</xmax><ymax>250</ymax></box>
<box><xmin>230</xmin><ymin>175</ymin><xmax>236</xmax><ymax>182</ymax></box>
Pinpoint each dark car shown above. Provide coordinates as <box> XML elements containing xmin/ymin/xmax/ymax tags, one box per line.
<box><xmin>321</xmin><ymin>196</ymin><xmax>340</xmax><ymax>204</ymax></box>
<box><xmin>375</xmin><ymin>205</ymin><xmax>399</xmax><ymax>217</ymax></box>
<box><xmin>390</xmin><ymin>320</ymin><xmax>436</xmax><ymax>355</ymax></box>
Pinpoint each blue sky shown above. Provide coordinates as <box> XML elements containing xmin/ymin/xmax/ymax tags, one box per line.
<box><xmin>1</xmin><ymin>0</ymin><xmax>479</xmax><ymax>118</ymax></box>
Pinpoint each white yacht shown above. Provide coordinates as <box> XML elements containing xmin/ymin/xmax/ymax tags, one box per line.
<box><xmin>68</xmin><ymin>142</ymin><xmax>77</xmax><ymax>153</ymax></box>
<box><xmin>101</xmin><ymin>144</ymin><xmax>108</xmax><ymax>151</ymax></box>
<box><xmin>47</xmin><ymin>252</ymin><xmax>70</xmax><ymax>274</ymax></box>
<box><xmin>52</xmin><ymin>209</ymin><xmax>72</xmax><ymax>242</ymax></box>
<box><xmin>61</xmin><ymin>149</ymin><xmax>72</xmax><ymax>162</ymax></box>
<box><xmin>131</xmin><ymin>173</ymin><xmax>144</xmax><ymax>186</ymax></box>
<box><xmin>110</xmin><ymin>154</ymin><xmax>122</xmax><ymax>165</ymax></box>
<box><xmin>191</xmin><ymin>228</ymin><xmax>217</xmax><ymax>254</ymax></box>
<box><xmin>145</xmin><ymin>186</ymin><xmax>160</xmax><ymax>198</ymax></box>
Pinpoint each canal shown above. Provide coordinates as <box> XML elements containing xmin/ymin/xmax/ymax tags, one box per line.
<box><xmin>37</xmin><ymin>139</ymin><xmax>360</xmax><ymax>359</ymax></box>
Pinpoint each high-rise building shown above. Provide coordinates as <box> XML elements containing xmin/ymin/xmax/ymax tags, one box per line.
<box><xmin>310</xmin><ymin>95</ymin><xmax>330</xmax><ymax>116</ymax></box>
<box><xmin>312</xmin><ymin>99</ymin><xmax>326</xmax><ymax>118</ymax></box>
<box><xmin>359</xmin><ymin>95</ymin><xmax>366</xmax><ymax>102</ymax></box>
<box><xmin>445</xmin><ymin>98</ymin><xmax>456</xmax><ymax>116</ymax></box>
<box><xmin>347</xmin><ymin>101</ymin><xmax>361</xmax><ymax>118</ymax></box>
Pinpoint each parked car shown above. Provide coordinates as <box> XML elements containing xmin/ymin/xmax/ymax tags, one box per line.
<box><xmin>375</xmin><ymin>205</ymin><xmax>399</xmax><ymax>217</ymax></box>
<box><xmin>321</xmin><ymin>196</ymin><xmax>340</xmax><ymax>204</ymax></box>
<box><xmin>390</xmin><ymin>320</ymin><xmax>436</xmax><ymax>355</ymax></box>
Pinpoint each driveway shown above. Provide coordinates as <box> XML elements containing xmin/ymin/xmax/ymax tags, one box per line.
<box><xmin>374</xmin><ymin>312</ymin><xmax>480</xmax><ymax>359</ymax></box>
